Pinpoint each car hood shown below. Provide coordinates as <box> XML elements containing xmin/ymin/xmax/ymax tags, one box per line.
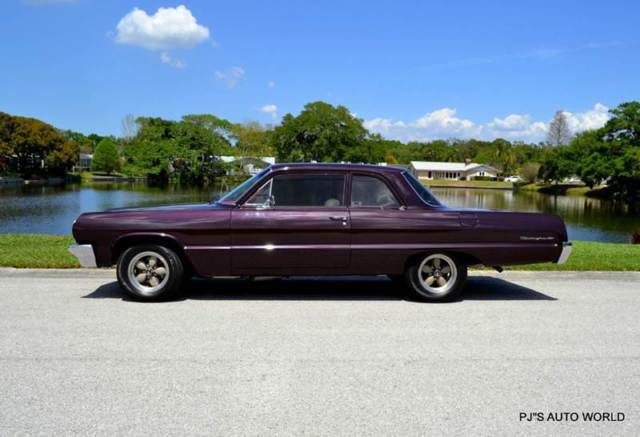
<box><xmin>105</xmin><ymin>203</ymin><xmax>226</xmax><ymax>213</ymax></box>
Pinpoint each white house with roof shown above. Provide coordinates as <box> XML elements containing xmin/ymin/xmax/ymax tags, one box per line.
<box><xmin>409</xmin><ymin>160</ymin><xmax>499</xmax><ymax>181</ymax></box>
<box><xmin>76</xmin><ymin>153</ymin><xmax>93</xmax><ymax>172</ymax></box>
<box><xmin>218</xmin><ymin>156</ymin><xmax>276</xmax><ymax>175</ymax></box>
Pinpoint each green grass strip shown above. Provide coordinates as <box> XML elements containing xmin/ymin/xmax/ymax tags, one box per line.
<box><xmin>0</xmin><ymin>235</ymin><xmax>637</xmax><ymax>271</ymax></box>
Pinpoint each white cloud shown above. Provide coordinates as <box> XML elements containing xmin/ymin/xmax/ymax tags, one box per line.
<box><xmin>363</xmin><ymin>118</ymin><xmax>405</xmax><ymax>131</ymax></box>
<box><xmin>214</xmin><ymin>66</ymin><xmax>245</xmax><ymax>88</ymax></box>
<box><xmin>258</xmin><ymin>104</ymin><xmax>278</xmax><ymax>118</ymax></box>
<box><xmin>487</xmin><ymin>114</ymin><xmax>547</xmax><ymax>140</ymax></box>
<box><xmin>159</xmin><ymin>52</ymin><xmax>186</xmax><ymax>69</ymax></box>
<box><xmin>414</xmin><ymin>108</ymin><xmax>476</xmax><ymax>132</ymax></box>
<box><xmin>114</xmin><ymin>5</ymin><xmax>210</xmax><ymax>50</ymax></box>
<box><xmin>489</xmin><ymin>114</ymin><xmax>531</xmax><ymax>130</ymax></box>
<box><xmin>562</xmin><ymin>103</ymin><xmax>610</xmax><ymax>132</ymax></box>
<box><xmin>364</xmin><ymin>104</ymin><xmax>610</xmax><ymax>143</ymax></box>
<box><xmin>267</xmin><ymin>81</ymin><xmax>276</xmax><ymax>88</ymax></box>
<box><xmin>364</xmin><ymin>108</ymin><xmax>479</xmax><ymax>142</ymax></box>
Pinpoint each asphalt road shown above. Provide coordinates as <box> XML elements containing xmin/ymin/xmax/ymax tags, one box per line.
<box><xmin>1</xmin><ymin>269</ymin><xmax>639</xmax><ymax>436</ymax></box>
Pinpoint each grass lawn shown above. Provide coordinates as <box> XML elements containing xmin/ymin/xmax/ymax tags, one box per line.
<box><xmin>518</xmin><ymin>183</ymin><xmax>610</xmax><ymax>197</ymax></box>
<box><xmin>75</xmin><ymin>171</ymin><xmax>131</xmax><ymax>182</ymax></box>
<box><xmin>0</xmin><ymin>235</ymin><xmax>638</xmax><ymax>271</ymax></box>
<box><xmin>504</xmin><ymin>241</ymin><xmax>640</xmax><ymax>271</ymax></box>
<box><xmin>0</xmin><ymin>234</ymin><xmax>80</xmax><ymax>268</ymax></box>
<box><xmin>424</xmin><ymin>179</ymin><xmax>513</xmax><ymax>189</ymax></box>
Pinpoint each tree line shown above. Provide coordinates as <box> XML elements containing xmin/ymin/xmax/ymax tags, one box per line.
<box><xmin>1</xmin><ymin>101</ymin><xmax>639</xmax><ymax>204</ymax></box>
<box><xmin>0</xmin><ymin>113</ymin><xmax>79</xmax><ymax>178</ymax></box>
<box><xmin>539</xmin><ymin>101</ymin><xmax>640</xmax><ymax>204</ymax></box>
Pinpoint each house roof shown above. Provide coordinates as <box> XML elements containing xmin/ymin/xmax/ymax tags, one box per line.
<box><xmin>410</xmin><ymin>161</ymin><xmax>498</xmax><ymax>172</ymax></box>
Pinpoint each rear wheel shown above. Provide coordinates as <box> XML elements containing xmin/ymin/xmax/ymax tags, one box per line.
<box><xmin>116</xmin><ymin>245</ymin><xmax>184</xmax><ymax>301</ymax></box>
<box><xmin>405</xmin><ymin>253</ymin><xmax>467</xmax><ymax>302</ymax></box>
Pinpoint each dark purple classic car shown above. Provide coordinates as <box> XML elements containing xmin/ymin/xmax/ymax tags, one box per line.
<box><xmin>70</xmin><ymin>163</ymin><xmax>571</xmax><ymax>301</ymax></box>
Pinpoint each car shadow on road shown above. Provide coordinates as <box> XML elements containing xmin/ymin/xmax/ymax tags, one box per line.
<box><xmin>83</xmin><ymin>276</ymin><xmax>556</xmax><ymax>302</ymax></box>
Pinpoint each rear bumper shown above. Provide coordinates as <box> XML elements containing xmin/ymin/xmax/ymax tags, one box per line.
<box><xmin>68</xmin><ymin>244</ymin><xmax>97</xmax><ymax>268</ymax></box>
<box><xmin>556</xmin><ymin>242</ymin><xmax>572</xmax><ymax>264</ymax></box>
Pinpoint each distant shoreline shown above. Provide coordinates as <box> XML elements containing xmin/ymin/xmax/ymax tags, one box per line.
<box><xmin>428</xmin><ymin>184</ymin><xmax>513</xmax><ymax>190</ymax></box>
<box><xmin>424</xmin><ymin>179</ymin><xmax>514</xmax><ymax>190</ymax></box>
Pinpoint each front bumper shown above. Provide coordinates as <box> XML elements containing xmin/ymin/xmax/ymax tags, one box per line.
<box><xmin>68</xmin><ymin>244</ymin><xmax>97</xmax><ymax>268</ymax></box>
<box><xmin>556</xmin><ymin>242</ymin><xmax>572</xmax><ymax>264</ymax></box>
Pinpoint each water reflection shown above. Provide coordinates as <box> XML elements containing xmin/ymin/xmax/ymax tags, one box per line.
<box><xmin>0</xmin><ymin>183</ymin><xmax>217</xmax><ymax>235</ymax></box>
<box><xmin>431</xmin><ymin>188</ymin><xmax>638</xmax><ymax>243</ymax></box>
<box><xmin>0</xmin><ymin>182</ymin><xmax>638</xmax><ymax>242</ymax></box>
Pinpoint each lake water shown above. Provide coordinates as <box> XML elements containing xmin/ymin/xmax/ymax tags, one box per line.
<box><xmin>0</xmin><ymin>182</ymin><xmax>638</xmax><ymax>243</ymax></box>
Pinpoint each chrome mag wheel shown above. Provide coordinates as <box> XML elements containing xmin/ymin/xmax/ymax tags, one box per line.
<box><xmin>127</xmin><ymin>251</ymin><xmax>170</xmax><ymax>295</ymax></box>
<box><xmin>417</xmin><ymin>254</ymin><xmax>458</xmax><ymax>295</ymax></box>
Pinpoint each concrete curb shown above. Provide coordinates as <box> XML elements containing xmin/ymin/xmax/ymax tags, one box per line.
<box><xmin>1</xmin><ymin>268</ymin><xmax>638</xmax><ymax>281</ymax></box>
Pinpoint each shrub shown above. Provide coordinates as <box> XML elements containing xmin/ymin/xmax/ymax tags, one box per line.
<box><xmin>91</xmin><ymin>139</ymin><xmax>119</xmax><ymax>174</ymax></box>
<box><xmin>521</xmin><ymin>162</ymin><xmax>541</xmax><ymax>183</ymax></box>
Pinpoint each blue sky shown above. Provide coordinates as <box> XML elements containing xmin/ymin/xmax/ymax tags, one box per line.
<box><xmin>1</xmin><ymin>0</ymin><xmax>638</xmax><ymax>142</ymax></box>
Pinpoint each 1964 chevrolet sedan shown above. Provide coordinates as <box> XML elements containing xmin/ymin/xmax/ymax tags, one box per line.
<box><xmin>70</xmin><ymin>163</ymin><xmax>571</xmax><ymax>302</ymax></box>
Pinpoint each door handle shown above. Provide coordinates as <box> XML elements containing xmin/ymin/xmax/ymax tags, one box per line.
<box><xmin>329</xmin><ymin>216</ymin><xmax>348</xmax><ymax>225</ymax></box>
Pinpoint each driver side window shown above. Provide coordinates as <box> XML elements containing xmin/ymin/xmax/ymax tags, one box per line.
<box><xmin>351</xmin><ymin>175</ymin><xmax>400</xmax><ymax>208</ymax></box>
<box><xmin>245</xmin><ymin>173</ymin><xmax>345</xmax><ymax>207</ymax></box>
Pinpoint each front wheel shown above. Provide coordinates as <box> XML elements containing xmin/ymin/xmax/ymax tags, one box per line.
<box><xmin>405</xmin><ymin>253</ymin><xmax>467</xmax><ymax>302</ymax></box>
<box><xmin>116</xmin><ymin>245</ymin><xmax>184</xmax><ymax>301</ymax></box>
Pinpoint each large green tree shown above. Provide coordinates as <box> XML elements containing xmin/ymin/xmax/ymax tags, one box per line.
<box><xmin>0</xmin><ymin>112</ymin><xmax>78</xmax><ymax>177</ymax></box>
<box><xmin>122</xmin><ymin>115</ymin><xmax>234</xmax><ymax>184</ymax></box>
<box><xmin>598</xmin><ymin>101</ymin><xmax>640</xmax><ymax>205</ymax></box>
<box><xmin>232</xmin><ymin>121</ymin><xmax>274</xmax><ymax>157</ymax></box>
<box><xmin>91</xmin><ymin>138</ymin><xmax>120</xmax><ymax>174</ymax></box>
<box><xmin>537</xmin><ymin>101</ymin><xmax>640</xmax><ymax>207</ymax></box>
<box><xmin>62</xmin><ymin>130</ymin><xmax>111</xmax><ymax>154</ymax></box>
<box><xmin>271</xmin><ymin>101</ymin><xmax>368</xmax><ymax>162</ymax></box>
<box><xmin>538</xmin><ymin>146</ymin><xmax>578</xmax><ymax>183</ymax></box>
<box><xmin>0</xmin><ymin>112</ymin><xmax>17</xmax><ymax>173</ymax></box>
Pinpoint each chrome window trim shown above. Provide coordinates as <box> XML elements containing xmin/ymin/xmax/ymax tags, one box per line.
<box><xmin>401</xmin><ymin>171</ymin><xmax>442</xmax><ymax>208</ymax></box>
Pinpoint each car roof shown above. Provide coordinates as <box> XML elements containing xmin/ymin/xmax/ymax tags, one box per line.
<box><xmin>269</xmin><ymin>162</ymin><xmax>406</xmax><ymax>173</ymax></box>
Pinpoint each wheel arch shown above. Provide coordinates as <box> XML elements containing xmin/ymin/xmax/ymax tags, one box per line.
<box><xmin>403</xmin><ymin>250</ymin><xmax>482</xmax><ymax>271</ymax></box>
<box><xmin>112</xmin><ymin>233</ymin><xmax>195</xmax><ymax>274</ymax></box>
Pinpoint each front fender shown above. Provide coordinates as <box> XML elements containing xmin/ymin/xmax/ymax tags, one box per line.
<box><xmin>110</xmin><ymin>232</ymin><xmax>187</xmax><ymax>266</ymax></box>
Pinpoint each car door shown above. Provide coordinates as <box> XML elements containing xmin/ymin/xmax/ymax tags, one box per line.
<box><xmin>347</xmin><ymin>173</ymin><xmax>412</xmax><ymax>274</ymax></box>
<box><xmin>230</xmin><ymin>171</ymin><xmax>350</xmax><ymax>274</ymax></box>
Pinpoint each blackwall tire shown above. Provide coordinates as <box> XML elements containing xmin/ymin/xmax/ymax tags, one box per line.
<box><xmin>405</xmin><ymin>253</ymin><xmax>467</xmax><ymax>302</ymax></box>
<box><xmin>116</xmin><ymin>244</ymin><xmax>184</xmax><ymax>301</ymax></box>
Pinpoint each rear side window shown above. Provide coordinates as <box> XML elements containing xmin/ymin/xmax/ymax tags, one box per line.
<box><xmin>245</xmin><ymin>173</ymin><xmax>345</xmax><ymax>207</ymax></box>
<box><xmin>402</xmin><ymin>171</ymin><xmax>441</xmax><ymax>207</ymax></box>
<box><xmin>351</xmin><ymin>175</ymin><xmax>400</xmax><ymax>208</ymax></box>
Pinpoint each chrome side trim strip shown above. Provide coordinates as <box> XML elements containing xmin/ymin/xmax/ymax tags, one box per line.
<box><xmin>184</xmin><ymin>242</ymin><xmax>557</xmax><ymax>251</ymax></box>
<box><xmin>557</xmin><ymin>242</ymin><xmax>572</xmax><ymax>264</ymax></box>
<box><xmin>68</xmin><ymin>244</ymin><xmax>97</xmax><ymax>268</ymax></box>
<box><xmin>185</xmin><ymin>246</ymin><xmax>232</xmax><ymax>250</ymax></box>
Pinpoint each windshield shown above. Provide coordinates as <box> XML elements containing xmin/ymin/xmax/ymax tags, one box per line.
<box><xmin>217</xmin><ymin>169</ymin><xmax>269</xmax><ymax>204</ymax></box>
<box><xmin>401</xmin><ymin>171</ymin><xmax>442</xmax><ymax>207</ymax></box>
